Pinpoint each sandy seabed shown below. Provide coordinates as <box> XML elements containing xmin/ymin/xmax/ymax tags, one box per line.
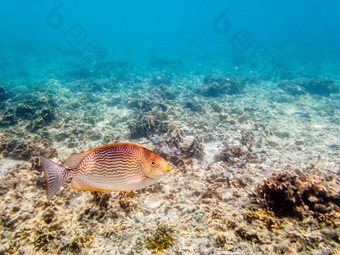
<box><xmin>0</xmin><ymin>59</ymin><xmax>339</xmax><ymax>254</ymax></box>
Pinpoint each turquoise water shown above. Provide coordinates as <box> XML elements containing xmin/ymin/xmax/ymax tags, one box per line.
<box><xmin>1</xmin><ymin>0</ymin><xmax>340</xmax><ymax>81</ymax></box>
<box><xmin>0</xmin><ymin>1</ymin><xmax>339</xmax><ymax>254</ymax></box>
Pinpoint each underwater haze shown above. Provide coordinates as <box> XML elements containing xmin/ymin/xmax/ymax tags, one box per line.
<box><xmin>0</xmin><ymin>0</ymin><xmax>340</xmax><ymax>254</ymax></box>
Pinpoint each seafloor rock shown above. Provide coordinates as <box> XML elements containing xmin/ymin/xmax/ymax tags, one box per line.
<box><xmin>27</xmin><ymin>108</ymin><xmax>57</xmax><ymax>132</ymax></box>
<box><xmin>2</xmin><ymin>93</ymin><xmax>59</xmax><ymax>130</ymax></box>
<box><xmin>205</xmin><ymin>163</ymin><xmax>231</xmax><ymax>185</ymax></box>
<box><xmin>0</xmin><ymin>109</ymin><xmax>16</xmax><ymax>126</ymax></box>
<box><xmin>155</xmin><ymin>130</ymin><xmax>204</xmax><ymax>165</ymax></box>
<box><xmin>0</xmin><ymin>135</ymin><xmax>58</xmax><ymax>161</ymax></box>
<box><xmin>201</xmin><ymin>74</ymin><xmax>244</xmax><ymax>97</ymax></box>
<box><xmin>78</xmin><ymin>191</ymin><xmax>138</xmax><ymax>223</ymax></box>
<box><xmin>185</xmin><ymin>98</ymin><xmax>205</xmax><ymax>113</ymax></box>
<box><xmin>129</xmin><ymin>111</ymin><xmax>171</xmax><ymax>139</ymax></box>
<box><xmin>279</xmin><ymin>78</ymin><xmax>339</xmax><ymax>96</ymax></box>
<box><xmin>201</xmin><ymin>185</ymin><xmax>222</xmax><ymax>203</ymax></box>
<box><xmin>146</xmin><ymin>225</ymin><xmax>174</xmax><ymax>253</ymax></box>
<box><xmin>278</xmin><ymin>80</ymin><xmax>307</xmax><ymax>96</ymax></box>
<box><xmin>15</xmin><ymin>104</ymin><xmax>36</xmax><ymax>119</ymax></box>
<box><xmin>144</xmin><ymin>193</ymin><xmax>164</xmax><ymax>209</ymax></box>
<box><xmin>127</xmin><ymin>98</ymin><xmax>153</xmax><ymax>112</ymax></box>
<box><xmin>128</xmin><ymin>88</ymin><xmax>174</xmax><ymax>113</ymax></box>
<box><xmin>241</xmin><ymin>129</ymin><xmax>256</xmax><ymax>151</ymax></box>
<box><xmin>211</xmin><ymin>102</ymin><xmax>224</xmax><ymax>113</ymax></box>
<box><xmin>87</xmin><ymin>80</ymin><xmax>113</xmax><ymax>93</ymax></box>
<box><xmin>154</xmin><ymin>129</ymin><xmax>185</xmax><ymax>162</ymax></box>
<box><xmin>0</xmin><ymin>160</ymin><xmax>95</xmax><ymax>254</ymax></box>
<box><xmin>151</xmin><ymin>73</ymin><xmax>172</xmax><ymax>87</ymax></box>
<box><xmin>0</xmin><ymin>85</ymin><xmax>9</xmax><ymax>102</ymax></box>
<box><xmin>181</xmin><ymin>136</ymin><xmax>205</xmax><ymax>159</ymax></box>
<box><xmin>300</xmin><ymin>78</ymin><xmax>339</xmax><ymax>95</ymax></box>
<box><xmin>152</xmin><ymin>84</ymin><xmax>176</xmax><ymax>100</ymax></box>
<box><xmin>255</xmin><ymin>172</ymin><xmax>340</xmax><ymax>219</ymax></box>
<box><xmin>87</xmin><ymin>130</ymin><xmax>103</xmax><ymax>141</ymax></box>
<box><xmin>105</xmin><ymin>95</ymin><xmax>121</xmax><ymax>107</ymax></box>
<box><xmin>216</xmin><ymin>145</ymin><xmax>253</xmax><ymax>164</ymax></box>
<box><xmin>155</xmin><ymin>143</ymin><xmax>182</xmax><ymax>164</ymax></box>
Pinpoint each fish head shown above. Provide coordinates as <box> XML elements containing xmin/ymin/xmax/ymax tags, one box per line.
<box><xmin>143</xmin><ymin>152</ymin><xmax>171</xmax><ymax>178</ymax></box>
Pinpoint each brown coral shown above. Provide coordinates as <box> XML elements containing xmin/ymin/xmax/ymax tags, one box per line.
<box><xmin>216</xmin><ymin>145</ymin><xmax>253</xmax><ymax>164</ymax></box>
<box><xmin>0</xmin><ymin>134</ymin><xmax>57</xmax><ymax>161</ymax></box>
<box><xmin>255</xmin><ymin>172</ymin><xmax>340</xmax><ymax>219</ymax></box>
<box><xmin>181</xmin><ymin>136</ymin><xmax>205</xmax><ymax>159</ymax></box>
<box><xmin>129</xmin><ymin>111</ymin><xmax>171</xmax><ymax>139</ymax></box>
<box><xmin>201</xmin><ymin>185</ymin><xmax>222</xmax><ymax>203</ymax></box>
<box><xmin>201</xmin><ymin>74</ymin><xmax>244</xmax><ymax>97</ymax></box>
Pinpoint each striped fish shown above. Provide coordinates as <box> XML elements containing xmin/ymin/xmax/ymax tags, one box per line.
<box><xmin>40</xmin><ymin>143</ymin><xmax>171</xmax><ymax>200</ymax></box>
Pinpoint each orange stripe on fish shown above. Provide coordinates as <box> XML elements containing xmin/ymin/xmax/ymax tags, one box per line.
<box><xmin>40</xmin><ymin>143</ymin><xmax>171</xmax><ymax>200</ymax></box>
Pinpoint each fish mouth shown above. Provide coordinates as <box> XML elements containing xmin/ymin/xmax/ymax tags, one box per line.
<box><xmin>163</xmin><ymin>165</ymin><xmax>171</xmax><ymax>172</ymax></box>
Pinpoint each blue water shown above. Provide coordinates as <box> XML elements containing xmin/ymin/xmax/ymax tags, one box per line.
<box><xmin>1</xmin><ymin>0</ymin><xmax>340</xmax><ymax>82</ymax></box>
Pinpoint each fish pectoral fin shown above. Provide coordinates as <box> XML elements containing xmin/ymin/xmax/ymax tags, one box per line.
<box><xmin>125</xmin><ymin>176</ymin><xmax>147</xmax><ymax>184</ymax></box>
<box><xmin>71</xmin><ymin>178</ymin><xmax>94</xmax><ymax>191</ymax></box>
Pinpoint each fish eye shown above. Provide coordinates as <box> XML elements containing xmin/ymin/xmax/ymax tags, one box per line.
<box><xmin>151</xmin><ymin>161</ymin><xmax>157</xmax><ymax>167</ymax></box>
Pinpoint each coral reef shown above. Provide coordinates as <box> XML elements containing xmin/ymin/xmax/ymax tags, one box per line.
<box><xmin>243</xmin><ymin>206</ymin><xmax>281</xmax><ymax>232</ymax></box>
<box><xmin>128</xmin><ymin>98</ymin><xmax>154</xmax><ymax>112</ymax></box>
<box><xmin>279</xmin><ymin>78</ymin><xmax>339</xmax><ymax>96</ymax></box>
<box><xmin>0</xmin><ymin>85</ymin><xmax>9</xmax><ymax>102</ymax></box>
<box><xmin>78</xmin><ymin>191</ymin><xmax>139</xmax><ymax>224</ymax></box>
<box><xmin>147</xmin><ymin>225</ymin><xmax>174</xmax><ymax>253</ymax></box>
<box><xmin>200</xmin><ymin>74</ymin><xmax>244</xmax><ymax>97</ymax></box>
<box><xmin>0</xmin><ymin>92</ymin><xmax>58</xmax><ymax>130</ymax></box>
<box><xmin>185</xmin><ymin>98</ymin><xmax>205</xmax><ymax>113</ymax></box>
<box><xmin>216</xmin><ymin>145</ymin><xmax>253</xmax><ymax>165</ymax></box>
<box><xmin>129</xmin><ymin>111</ymin><xmax>172</xmax><ymax>139</ymax></box>
<box><xmin>0</xmin><ymin>134</ymin><xmax>57</xmax><ymax>161</ymax></box>
<box><xmin>201</xmin><ymin>185</ymin><xmax>222</xmax><ymax>203</ymax></box>
<box><xmin>69</xmin><ymin>236</ymin><xmax>94</xmax><ymax>253</ymax></box>
<box><xmin>241</xmin><ymin>129</ymin><xmax>256</xmax><ymax>151</ymax></box>
<box><xmin>151</xmin><ymin>84</ymin><xmax>177</xmax><ymax>101</ymax></box>
<box><xmin>255</xmin><ymin>172</ymin><xmax>340</xmax><ymax>219</ymax></box>
<box><xmin>154</xmin><ymin>131</ymin><xmax>205</xmax><ymax>165</ymax></box>
<box><xmin>215</xmin><ymin>235</ymin><xmax>228</xmax><ymax>248</ymax></box>
<box><xmin>300</xmin><ymin>78</ymin><xmax>339</xmax><ymax>95</ymax></box>
<box><xmin>278</xmin><ymin>80</ymin><xmax>307</xmax><ymax>96</ymax></box>
<box><xmin>181</xmin><ymin>136</ymin><xmax>205</xmax><ymax>159</ymax></box>
<box><xmin>0</xmin><ymin>109</ymin><xmax>16</xmax><ymax>127</ymax></box>
<box><xmin>153</xmin><ymin>129</ymin><xmax>187</xmax><ymax>165</ymax></box>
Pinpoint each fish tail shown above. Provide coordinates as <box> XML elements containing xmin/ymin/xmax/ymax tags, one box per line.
<box><xmin>40</xmin><ymin>156</ymin><xmax>69</xmax><ymax>200</ymax></box>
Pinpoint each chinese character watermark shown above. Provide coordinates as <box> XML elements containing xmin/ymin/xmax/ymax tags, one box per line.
<box><xmin>213</xmin><ymin>6</ymin><xmax>290</xmax><ymax>78</ymax></box>
<box><xmin>45</xmin><ymin>3</ymin><xmax>108</xmax><ymax>65</ymax></box>
<box><xmin>247</xmin><ymin>45</ymin><xmax>275</xmax><ymax>70</ymax></box>
<box><xmin>81</xmin><ymin>41</ymin><xmax>108</xmax><ymax>64</ymax></box>
<box><xmin>230</xmin><ymin>28</ymin><xmax>255</xmax><ymax>53</ymax></box>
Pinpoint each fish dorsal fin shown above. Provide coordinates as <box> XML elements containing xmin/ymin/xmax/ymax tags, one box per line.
<box><xmin>65</xmin><ymin>144</ymin><xmax>120</xmax><ymax>168</ymax></box>
<box><xmin>65</xmin><ymin>151</ymin><xmax>92</xmax><ymax>168</ymax></box>
<box><xmin>65</xmin><ymin>143</ymin><xmax>144</xmax><ymax>169</ymax></box>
